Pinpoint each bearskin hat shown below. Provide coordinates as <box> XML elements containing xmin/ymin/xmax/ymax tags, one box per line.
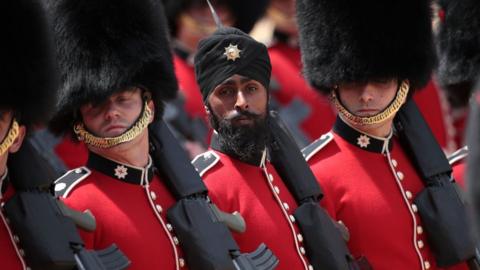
<box><xmin>162</xmin><ymin>0</ymin><xmax>270</xmax><ymax>37</ymax></box>
<box><xmin>297</xmin><ymin>0</ymin><xmax>436</xmax><ymax>95</ymax></box>
<box><xmin>436</xmin><ymin>0</ymin><xmax>480</xmax><ymax>107</ymax></box>
<box><xmin>46</xmin><ymin>0</ymin><xmax>178</xmax><ymax>134</ymax></box>
<box><xmin>0</xmin><ymin>0</ymin><xmax>57</xmax><ymax>129</ymax></box>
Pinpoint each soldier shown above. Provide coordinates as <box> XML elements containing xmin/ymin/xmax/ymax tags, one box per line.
<box><xmin>191</xmin><ymin>4</ymin><xmax>363</xmax><ymax>267</ymax></box>
<box><xmin>298</xmin><ymin>0</ymin><xmax>475</xmax><ymax>269</ymax></box>
<box><xmin>0</xmin><ymin>0</ymin><xmax>58</xmax><ymax>268</ymax></box>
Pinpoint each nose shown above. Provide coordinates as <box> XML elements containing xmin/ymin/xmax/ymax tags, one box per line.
<box><xmin>359</xmin><ymin>85</ymin><xmax>374</xmax><ymax>104</ymax></box>
<box><xmin>104</xmin><ymin>102</ymin><xmax>120</xmax><ymax>121</ymax></box>
<box><xmin>234</xmin><ymin>91</ymin><xmax>249</xmax><ymax>111</ymax></box>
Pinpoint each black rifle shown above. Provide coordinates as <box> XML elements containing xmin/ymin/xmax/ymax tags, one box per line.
<box><xmin>394</xmin><ymin>99</ymin><xmax>478</xmax><ymax>269</ymax></box>
<box><xmin>4</xmin><ymin>139</ymin><xmax>130</xmax><ymax>270</ymax></box>
<box><xmin>149</xmin><ymin>119</ymin><xmax>278</xmax><ymax>270</ymax></box>
<box><xmin>268</xmin><ymin>111</ymin><xmax>369</xmax><ymax>270</ymax></box>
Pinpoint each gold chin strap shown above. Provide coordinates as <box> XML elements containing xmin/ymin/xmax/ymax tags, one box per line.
<box><xmin>0</xmin><ymin>119</ymin><xmax>20</xmax><ymax>156</ymax></box>
<box><xmin>331</xmin><ymin>80</ymin><xmax>410</xmax><ymax>126</ymax></box>
<box><xmin>74</xmin><ymin>101</ymin><xmax>153</xmax><ymax>149</ymax></box>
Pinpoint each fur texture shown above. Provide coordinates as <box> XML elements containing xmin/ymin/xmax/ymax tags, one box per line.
<box><xmin>0</xmin><ymin>0</ymin><xmax>58</xmax><ymax>128</ymax></box>
<box><xmin>296</xmin><ymin>0</ymin><xmax>436</xmax><ymax>95</ymax></box>
<box><xmin>436</xmin><ymin>0</ymin><xmax>480</xmax><ymax>93</ymax></box>
<box><xmin>162</xmin><ymin>0</ymin><xmax>269</xmax><ymax>36</ymax></box>
<box><xmin>46</xmin><ymin>0</ymin><xmax>178</xmax><ymax>134</ymax></box>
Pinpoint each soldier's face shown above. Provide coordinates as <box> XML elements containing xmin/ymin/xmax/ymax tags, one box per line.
<box><xmin>337</xmin><ymin>79</ymin><xmax>398</xmax><ymax>133</ymax></box>
<box><xmin>207</xmin><ymin>74</ymin><xmax>268</xmax><ymax>128</ymax></box>
<box><xmin>79</xmin><ymin>88</ymin><xmax>152</xmax><ymax>138</ymax></box>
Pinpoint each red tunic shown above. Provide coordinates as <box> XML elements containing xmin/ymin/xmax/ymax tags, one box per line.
<box><xmin>268</xmin><ymin>44</ymin><xmax>336</xmax><ymax>142</ymax></box>
<box><xmin>54</xmin><ymin>135</ymin><xmax>89</xmax><ymax>169</ymax></box>
<box><xmin>194</xmin><ymin>150</ymin><xmax>312</xmax><ymax>270</ymax></box>
<box><xmin>0</xmin><ymin>183</ymin><xmax>26</xmax><ymax>270</ymax></box>
<box><xmin>56</xmin><ymin>153</ymin><xmax>187</xmax><ymax>270</ymax></box>
<box><xmin>305</xmin><ymin>118</ymin><xmax>468</xmax><ymax>270</ymax></box>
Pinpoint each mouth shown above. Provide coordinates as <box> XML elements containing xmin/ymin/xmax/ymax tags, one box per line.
<box><xmin>356</xmin><ymin>109</ymin><xmax>379</xmax><ymax>116</ymax></box>
<box><xmin>104</xmin><ymin>125</ymin><xmax>127</xmax><ymax>134</ymax></box>
<box><xmin>232</xmin><ymin>116</ymin><xmax>254</xmax><ymax>125</ymax></box>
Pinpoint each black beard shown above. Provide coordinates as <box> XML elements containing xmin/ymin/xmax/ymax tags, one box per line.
<box><xmin>210</xmin><ymin>109</ymin><xmax>269</xmax><ymax>165</ymax></box>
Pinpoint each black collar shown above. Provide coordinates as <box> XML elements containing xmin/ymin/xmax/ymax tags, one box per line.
<box><xmin>87</xmin><ymin>152</ymin><xmax>154</xmax><ymax>185</ymax></box>
<box><xmin>333</xmin><ymin>117</ymin><xmax>394</xmax><ymax>154</ymax></box>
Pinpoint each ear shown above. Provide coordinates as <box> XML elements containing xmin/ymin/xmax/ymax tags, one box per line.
<box><xmin>204</xmin><ymin>105</ymin><xmax>211</xmax><ymax>116</ymax></box>
<box><xmin>148</xmin><ymin>100</ymin><xmax>155</xmax><ymax>123</ymax></box>
<box><xmin>8</xmin><ymin>125</ymin><xmax>26</xmax><ymax>154</ymax></box>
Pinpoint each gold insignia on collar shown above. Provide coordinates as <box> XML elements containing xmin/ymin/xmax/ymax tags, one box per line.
<box><xmin>357</xmin><ymin>134</ymin><xmax>371</xmax><ymax>148</ymax></box>
<box><xmin>224</xmin><ymin>44</ymin><xmax>242</xmax><ymax>61</ymax></box>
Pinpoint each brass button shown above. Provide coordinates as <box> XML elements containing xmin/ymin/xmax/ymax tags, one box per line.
<box><xmin>308</xmin><ymin>265</ymin><xmax>314</xmax><ymax>270</ymax></box>
<box><xmin>405</xmin><ymin>191</ymin><xmax>413</xmax><ymax>200</ymax></box>
<box><xmin>300</xmin><ymin>247</ymin><xmax>306</xmax><ymax>255</ymax></box>
<box><xmin>166</xmin><ymin>223</ymin><xmax>173</xmax><ymax>232</ymax></box>
<box><xmin>19</xmin><ymin>249</ymin><xmax>25</xmax><ymax>257</ymax></box>
<box><xmin>424</xmin><ymin>261</ymin><xmax>431</xmax><ymax>269</ymax></box>
<box><xmin>173</xmin><ymin>236</ymin><xmax>180</xmax><ymax>245</ymax></box>
<box><xmin>179</xmin><ymin>258</ymin><xmax>185</xmax><ymax>267</ymax></box>
<box><xmin>155</xmin><ymin>204</ymin><xmax>163</xmax><ymax>213</ymax></box>
<box><xmin>297</xmin><ymin>234</ymin><xmax>304</xmax><ymax>242</ymax></box>
<box><xmin>289</xmin><ymin>215</ymin><xmax>296</xmax><ymax>223</ymax></box>
<box><xmin>412</xmin><ymin>204</ymin><xmax>418</xmax><ymax>213</ymax></box>
<box><xmin>13</xmin><ymin>235</ymin><xmax>20</xmax><ymax>243</ymax></box>
<box><xmin>283</xmin><ymin>202</ymin><xmax>290</xmax><ymax>211</ymax></box>
<box><xmin>273</xmin><ymin>186</ymin><xmax>280</xmax><ymax>194</ymax></box>
<box><xmin>392</xmin><ymin>159</ymin><xmax>398</xmax><ymax>167</ymax></box>
<box><xmin>417</xmin><ymin>240</ymin><xmax>424</xmax><ymax>249</ymax></box>
<box><xmin>396</xmin><ymin>171</ymin><xmax>404</xmax><ymax>180</ymax></box>
<box><xmin>150</xmin><ymin>191</ymin><xmax>157</xmax><ymax>200</ymax></box>
<box><xmin>268</xmin><ymin>174</ymin><xmax>274</xmax><ymax>182</ymax></box>
<box><xmin>417</xmin><ymin>226</ymin><xmax>423</xmax><ymax>235</ymax></box>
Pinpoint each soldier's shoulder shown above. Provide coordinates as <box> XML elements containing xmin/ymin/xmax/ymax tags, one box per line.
<box><xmin>54</xmin><ymin>166</ymin><xmax>92</xmax><ymax>198</ymax></box>
<box><xmin>192</xmin><ymin>150</ymin><xmax>221</xmax><ymax>177</ymax></box>
<box><xmin>302</xmin><ymin>132</ymin><xmax>335</xmax><ymax>162</ymax></box>
<box><xmin>448</xmin><ymin>146</ymin><xmax>469</xmax><ymax>166</ymax></box>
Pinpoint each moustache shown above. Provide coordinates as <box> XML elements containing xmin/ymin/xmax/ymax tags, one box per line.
<box><xmin>225</xmin><ymin>109</ymin><xmax>261</xmax><ymax>121</ymax></box>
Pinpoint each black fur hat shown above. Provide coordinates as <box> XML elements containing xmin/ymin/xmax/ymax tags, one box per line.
<box><xmin>46</xmin><ymin>0</ymin><xmax>178</xmax><ymax>134</ymax></box>
<box><xmin>297</xmin><ymin>0</ymin><xmax>436</xmax><ymax>95</ymax></box>
<box><xmin>436</xmin><ymin>0</ymin><xmax>480</xmax><ymax>107</ymax></box>
<box><xmin>162</xmin><ymin>0</ymin><xmax>269</xmax><ymax>37</ymax></box>
<box><xmin>0</xmin><ymin>0</ymin><xmax>57</xmax><ymax>129</ymax></box>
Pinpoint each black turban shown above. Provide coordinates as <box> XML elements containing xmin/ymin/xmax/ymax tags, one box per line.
<box><xmin>194</xmin><ymin>27</ymin><xmax>272</xmax><ymax>102</ymax></box>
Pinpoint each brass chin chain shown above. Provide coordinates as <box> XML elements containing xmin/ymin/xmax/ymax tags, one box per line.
<box><xmin>0</xmin><ymin>119</ymin><xmax>20</xmax><ymax>156</ymax></box>
<box><xmin>331</xmin><ymin>80</ymin><xmax>410</xmax><ymax>126</ymax></box>
<box><xmin>74</xmin><ymin>102</ymin><xmax>152</xmax><ymax>149</ymax></box>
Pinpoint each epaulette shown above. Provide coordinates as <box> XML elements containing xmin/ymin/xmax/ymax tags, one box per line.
<box><xmin>448</xmin><ymin>145</ymin><xmax>469</xmax><ymax>165</ymax></box>
<box><xmin>54</xmin><ymin>167</ymin><xmax>91</xmax><ymax>198</ymax></box>
<box><xmin>302</xmin><ymin>132</ymin><xmax>334</xmax><ymax>162</ymax></box>
<box><xmin>192</xmin><ymin>151</ymin><xmax>221</xmax><ymax>177</ymax></box>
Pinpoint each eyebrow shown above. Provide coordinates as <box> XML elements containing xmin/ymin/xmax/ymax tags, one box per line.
<box><xmin>221</xmin><ymin>77</ymin><xmax>255</xmax><ymax>85</ymax></box>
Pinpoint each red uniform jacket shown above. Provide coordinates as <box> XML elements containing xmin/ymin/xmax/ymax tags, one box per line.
<box><xmin>55</xmin><ymin>136</ymin><xmax>88</xmax><ymax>169</ymax></box>
<box><xmin>193</xmin><ymin>150</ymin><xmax>312</xmax><ymax>270</ymax></box>
<box><xmin>268</xmin><ymin>43</ymin><xmax>336</xmax><ymax>143</ymax></box>
<box><xmin>303</xmin><ymin>118</ymin><xmax>468</xmax><ymax>270</ymax></box>
<box><xmin>0</xmin><ymin>177</ymin><xmax>26</xmax><ymax>270</ymax></box>
<box><xmin>55</xmin><ymin>152</ymin><xmax>187</xmax><ymax>270</ymax></box>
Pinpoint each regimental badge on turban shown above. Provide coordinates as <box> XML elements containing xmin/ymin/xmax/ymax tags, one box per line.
<box><xmin>224</xmin><ymin>44</ymin><xmax>242</xmax><ymax>61</ymax></box>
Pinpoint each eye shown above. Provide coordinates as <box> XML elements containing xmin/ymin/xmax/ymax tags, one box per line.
<box><xmin>247</xmin><ymin>85</ymin><xmax>258</xmax><ymax>93</ymax></box>
<box><xmin>218</xmin><ymin>87</ymin><xmax>235</xmax><ymax>96</ymax></box>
